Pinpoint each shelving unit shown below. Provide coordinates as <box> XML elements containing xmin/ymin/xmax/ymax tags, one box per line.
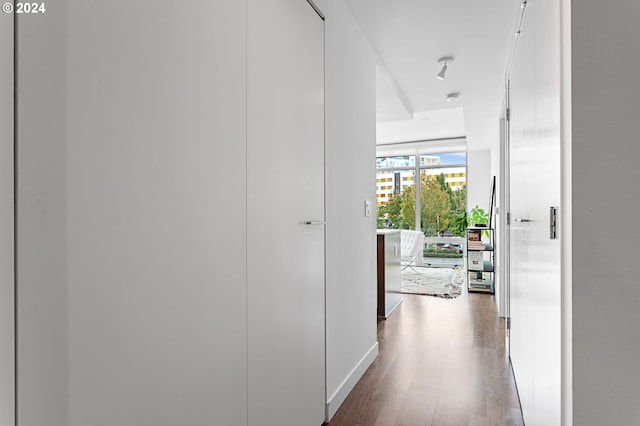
<box><xmin>466</xmin><ymin>226</ymin><xmax>495</xmax><ymax>293</ymax></box>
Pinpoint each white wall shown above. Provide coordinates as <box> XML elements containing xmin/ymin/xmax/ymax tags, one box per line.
<box><xmin>325</xmin><ymin>0</ymin><xmax>378</xmax><ymax>420</ymax></box>
<box><xmin>17</xmin><ymin>1</ymin><xmax>248</xmax><ymax>425</ymax></box>
<box><xmin>466</xmin><ymin>150</ymin><xmax>491</xmax><ymax>213</ymax></box>
<box><xmin>16</xmin><ymin>1</ymin><xmax>380</xmax><ymax>424</ymax></box>
<box><xmin>17</xmin><ymin>6</ymin><xmax>69</xmax><ymax>425</ymax></box>
<box><xmin>311</xmin><ymin>0</ymin><xmax>327</xmax><ymax>16</ymax></box>
<box><xmin>571</xmin><ymin>1</ymin><xmax>640</xmax><ymax>424</ymax></box>
<box><xmin>0</xmin><ymin>10</ymin><xmax>14</xmax><ymax>426</ymax></box>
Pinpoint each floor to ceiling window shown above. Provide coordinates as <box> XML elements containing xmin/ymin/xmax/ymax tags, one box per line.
<box><xmin>376</xmin><ymin>151</ymin><xmax>467</xmax><ymax>263</ymax></box>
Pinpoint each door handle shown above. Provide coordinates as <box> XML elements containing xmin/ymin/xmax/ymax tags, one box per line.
<box><xmin>513</xmin><ymin>218</ymin><xmax>533</xmax><ymax>222</ymax></box>
<box><xmin>304</xmin><ymin>221</ymin><xmax>326</xmax><ymax>225</ymax></box>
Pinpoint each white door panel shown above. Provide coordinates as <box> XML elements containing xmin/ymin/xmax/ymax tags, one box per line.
<box><xmin>247</xmin><ymin>0</ymin><xmax>325</xmax><ymax>425</ymax></box>
<box><xmin>0</xmin><ymin>10</ymin><xmax>14</xmax><ymax>425</ymax></box>
<box><xmin>18</xmin><ymin>2</ymin><xmax>248</xmax><ymax>425</ymax></box>
<box><xmin>509</xmin><ymin>0</ymin><xmax>562</xmax><ymax>424</ymax></box>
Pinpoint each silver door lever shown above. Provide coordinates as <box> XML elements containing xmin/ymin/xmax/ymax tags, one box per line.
<box><xmin>513</xmin><ymin>218</ymin><xmax>533</xmax><ymax>222</ymax></box>
<box><xmin>304</xmin><ymin>221</ymin><xmax>326</xmax><ymax>225</ymax></box>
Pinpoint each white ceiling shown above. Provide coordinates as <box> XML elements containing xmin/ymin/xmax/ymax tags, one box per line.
<box><xmin>345</xmin><ymin>0</ymin><xmax>520</xmax><ymax>151</ymax></box>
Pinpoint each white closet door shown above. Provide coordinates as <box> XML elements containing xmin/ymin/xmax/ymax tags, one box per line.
<box><xmin>508</xmin><ymin>0</ymin><xmax>562</xmax><ymax>424</ymax></box>
<box><xmin>247</xmin><ymin>0</ymin><xmax>325</xmax><ymax>425</ymax></box>
<box><xmin>17</xmin><ymin>2</ymin><xmax>248</xmax><ymax>425</ymax></box>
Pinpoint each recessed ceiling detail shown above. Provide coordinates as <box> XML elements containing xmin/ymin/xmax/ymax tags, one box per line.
<box><xmin>345</xmin><ymin>0</ymin><xmax>520</xmax><ymax>150</ymax></box>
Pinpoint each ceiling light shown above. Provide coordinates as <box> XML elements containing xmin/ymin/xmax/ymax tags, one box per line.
<box><xmin>436</xmin><ymin>56</ymin><xmax>454</xmax><ymax>80</ymax></box>
<box><xmin>446</xmin><ymin>92</ymin><xmax>460</xmax><ymax>102</ymax></box>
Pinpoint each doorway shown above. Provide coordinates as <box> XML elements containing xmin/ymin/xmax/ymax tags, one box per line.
<box><xmin>375</xmin><ymin>146</ymin><xmax>468</xmax><ymax>299</ymax></box>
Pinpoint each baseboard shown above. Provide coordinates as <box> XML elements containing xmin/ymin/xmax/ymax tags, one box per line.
<box><xmin>385</xmin><ymin>298</ymin><xmax>403</xmax><ymax>319</ymax></box>
<box><xmin>325</xmin><ymin>342</ymin><xmax>379</xmax><ymax>422</ymax></box>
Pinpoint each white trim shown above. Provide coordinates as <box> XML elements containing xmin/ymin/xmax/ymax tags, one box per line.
<box><xmin>497</xmin><ymin>92</ymin><xmax>510</xmax><ymax>319</ymax></box>
<box><xmin>380</xmin><ymin>298</ymin><xmax>402</xmax><ymax>319</ymax></box>
<box><xmin>560</xmin><ymin>0</ymin><xmax>572</xmax><ymax>423</ymax></box>
<box><xmin>325</xmin><ymin>342</ymin><xmax>379</xmax><ymax>422</ymax></box>
<box><xmin>0</xmin><ymin>11</ymin><xmax>14</xmax><ymax>425</ymax></box>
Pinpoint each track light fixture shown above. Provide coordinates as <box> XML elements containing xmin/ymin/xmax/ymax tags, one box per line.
<box><xmin>436</xmin><ymin>56</ymin><xmax>454</xmax><ymax>80</ymax></box>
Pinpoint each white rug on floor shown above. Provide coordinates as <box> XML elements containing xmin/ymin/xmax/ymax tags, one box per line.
<box><xmin>401</xmin><ymin>266</ymin><xmax>464</xmax><ymax>299</ymax></box>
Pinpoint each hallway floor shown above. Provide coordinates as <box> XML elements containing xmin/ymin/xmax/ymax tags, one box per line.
<box><xmin>327</xmin><ymin>291</ymin><xmax>524</xmax><ymax>426</ymax></box>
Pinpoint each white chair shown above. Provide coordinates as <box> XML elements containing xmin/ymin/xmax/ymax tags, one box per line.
<box><xmin>400</xmin><ymin>230</ymin><xmax>425</xmax><ymax>272</ymax></box>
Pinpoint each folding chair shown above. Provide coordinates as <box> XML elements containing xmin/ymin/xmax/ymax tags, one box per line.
<box><xmin>400</xmin><ymin>230</ymin><xmax>425</xmax><ymax>272</ymax></box>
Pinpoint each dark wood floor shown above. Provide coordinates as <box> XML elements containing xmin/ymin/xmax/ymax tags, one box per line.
<box><xmin>327</xmin><ymin>290</ymin><xmax>524</xmax><ymax>426</ymax></box>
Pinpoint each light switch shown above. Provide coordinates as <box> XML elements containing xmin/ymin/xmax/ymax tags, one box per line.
<box><xmin>365</xmin><ymin>200</ymin><xmax>371</xmax><ymax>217</ymax></box>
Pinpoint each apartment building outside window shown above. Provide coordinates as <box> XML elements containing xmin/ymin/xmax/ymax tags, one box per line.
<box><xmin>376</xmin><ymin>152</ymin><xmax>467</xmax><ymax>238</ymax></box>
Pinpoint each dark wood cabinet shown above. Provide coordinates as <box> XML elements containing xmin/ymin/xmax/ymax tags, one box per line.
<box><xmin>376</xmin><ymin>230</ymin><xmax>402</xmax><ymax>318</ymax></box>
